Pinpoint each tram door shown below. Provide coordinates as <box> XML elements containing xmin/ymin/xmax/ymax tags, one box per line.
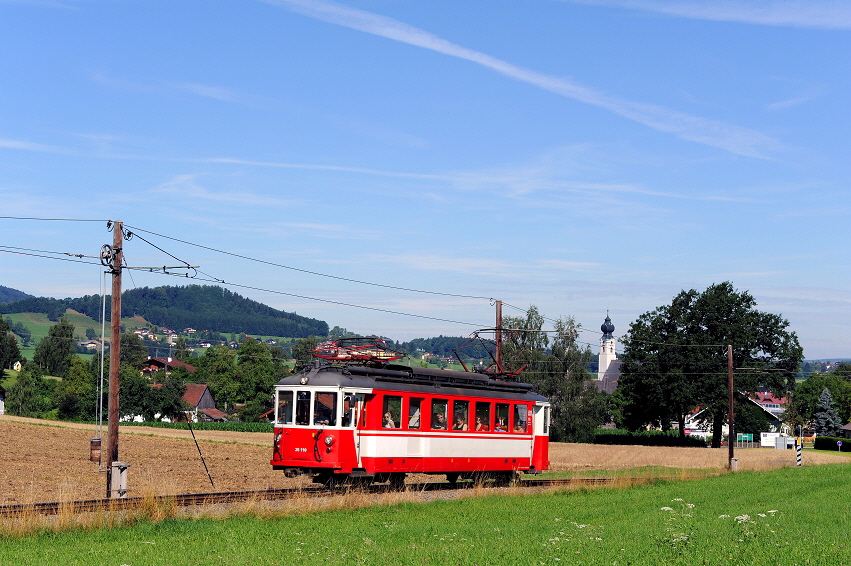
<box><xmin>349</xmin><ymin>393</ymin><xmax>366</xmax><ymax>468</ymax></box>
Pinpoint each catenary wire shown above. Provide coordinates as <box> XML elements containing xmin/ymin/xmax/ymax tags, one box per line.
<box><xmin>124</xmin><ymin>224</ymin><xmax>494</xmax><ymax>301</ymax></box>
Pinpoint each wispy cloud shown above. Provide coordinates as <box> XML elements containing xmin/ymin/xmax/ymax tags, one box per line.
<box><xmin>264</xmin><ymin>0</ymin><xmax>781</xmax><ymax>158</ymax></box>
<box><xmin>174</xmin><ymin>82</ymin><xmax>240</xmax><ymax>103</ymax></box>
<box><xmin>766</xmin><ymin>87</ymin><xmax>825</xmax><ymax>110</ymax></box>
<box><xmin>198</xmin><ymin>157</ymin><xmax>446</xmax><ymax>180</ymax></box>
<box><xmin>564</xmin><ymin>0</ymin><xmax>851</xmax><ymax>30</ymax></box>
<box><xmin>0</xmin><ymin>137</ymin><xmax>71</xmax><ymax>154</ymax></box>
<box><xmin>153</xmin><ymin>174</ymin><xmax>297</xmax><ymax>207</ymax></box>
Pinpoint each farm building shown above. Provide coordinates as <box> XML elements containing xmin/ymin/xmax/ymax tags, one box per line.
<box><xmin>182</xmin><ymin>384</ymin><xmax>227</xmax><ymax>422</ymax></box>
<box><xmin>140</xmin><ymin>357</ymin><xmax>197</xmax><ymax>376</ymax></box>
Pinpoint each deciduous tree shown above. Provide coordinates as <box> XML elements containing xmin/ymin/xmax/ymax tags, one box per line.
<box><xmin>619</xmin><ymin>282</ymin><xmax>803</xmax><ymax>447</ymax></box>
<box><xmin>33</xmin><ymin>316</ymin><xmax>76</xmax><ymax>377</ymax></box>
<box><xmin>6</xmin><ymin>363</ymin><xmax>53</xmax><ymax>417</ymax></box>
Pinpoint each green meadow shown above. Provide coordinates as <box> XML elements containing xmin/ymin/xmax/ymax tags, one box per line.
<box><xmin>2</xmin><ymin>463</ymin><xmax>849</xmax><ymax>565</ymax></box>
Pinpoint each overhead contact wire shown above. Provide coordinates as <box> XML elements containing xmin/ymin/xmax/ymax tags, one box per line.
<box><xmin>125</xmin><ymin>224</ymin><xmax>493</xmax><ymax>301</ymax></box>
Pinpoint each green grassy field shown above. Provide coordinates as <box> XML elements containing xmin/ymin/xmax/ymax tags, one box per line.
<box><xmin>2</xmin><ymin>463</ymin><xmax>849</xmax><ymax>564</ymax></box>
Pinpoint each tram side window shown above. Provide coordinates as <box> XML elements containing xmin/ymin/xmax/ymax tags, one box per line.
<box><xmin>495</xmin><ymin>403</ymin><xmax>509</xmax><ymax>432</ymax></box>
<box><xmin>341</xmin><ymin>395</ymin><xmax>357</xmax><ymax>427</ymax></box>
<box><xmin>296</xmin><ymin>391</ymin><xmax>311</xmax><ymax>425</ymax></box>
<box><xmin>513</xmin><ymin>404</ymin><xmax>528</xmax><ymax>433</ymax></box>
<box><xmin>474</xmin><ymin>402</ymin><xmax>490</xmax><ymax>431</ymax></box>
<box><xmin>408</xmin><ymin>398</ymin><xmax>423</xmax><ymax>430</ymax></box>
<box><xmin>383</xmin><ymin>395</ymin><xmax>402</xmax><ymax>429</ymax></box>
<box><xmin>452</xmin><ymin>400</ymin><xmax>469</xmax><ymax>430</ymax></box>
<box><xmin>276</xmin><ymin>391</ymin><xmax>294</xmax><ymax>424</ymax></box>
<box><xmin>543</xmin><ymin>406</ymin><xmax>550</xmax><ymax>434</ymax></box>
<box><xmin>314</xmin><ymin>392</ymin><xmax>337</xmax><ymax>426</ymax></box>
<box><xmin>431</xmin><ymin>399</ymin><xmax>448</xmax><ymax>430</ymax></box>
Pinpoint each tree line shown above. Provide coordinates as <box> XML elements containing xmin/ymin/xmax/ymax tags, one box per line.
<box><xmin>3</xmin><ymin>281</ymin><xmax>843</xmax><ymax>444</ymax></box>
<box><xmin>1</xmin><ymin>316</ymin><xmax>312</xmax><ymax>422</ymax></box>
<box><xmin>0</xmin><ymin>284</ymin><xmax>329</xmax><ymax>338</ymax></box>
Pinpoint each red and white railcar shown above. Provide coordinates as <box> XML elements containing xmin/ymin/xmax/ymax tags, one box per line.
<box><xmin>270</xmin><ymin>361</ymin><xmax>551</xmax><ymax>486</ymax></box>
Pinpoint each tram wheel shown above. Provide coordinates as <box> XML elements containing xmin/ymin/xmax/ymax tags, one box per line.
<box><xmin>389</xmin><ymin>473</ymin><xmax>407</xmax><ymax>490</ymax></box>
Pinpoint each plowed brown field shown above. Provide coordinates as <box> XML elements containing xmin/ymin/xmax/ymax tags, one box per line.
<box><xmin>2</xmin><ymin>415</ymin><xmax>846</xmax><ymax>505</ymax></box>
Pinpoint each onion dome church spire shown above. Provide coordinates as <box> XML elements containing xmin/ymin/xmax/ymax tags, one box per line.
<box><xmin>601</xmin><ymin>312</ymin><xmax>614</xmax><ymax>341</ymax></box>
<box><xmin>597</xmin><ymin>311</ymin><xmax>621</xmax><ymax>389</ymax></box>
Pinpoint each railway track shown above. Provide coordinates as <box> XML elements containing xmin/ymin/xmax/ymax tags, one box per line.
<box><xmin>0</xmin><ymin>477</ymin><xmax>617</xmax><ymax>518</ymax></box>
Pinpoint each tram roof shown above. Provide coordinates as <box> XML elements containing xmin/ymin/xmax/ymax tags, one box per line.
<box><xmin>276</xmin><ymin>363</ymin><xmax>547</xmax><ymax>402</ymax></box>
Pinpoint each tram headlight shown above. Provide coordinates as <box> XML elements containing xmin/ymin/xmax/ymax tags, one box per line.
<box><xmin>324</xmin><ymin>435</ymin><xmax>334</xmax><ymax>446</ymax></box>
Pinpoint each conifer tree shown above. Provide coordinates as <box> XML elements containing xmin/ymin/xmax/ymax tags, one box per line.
<box><xmin>814</xmin><ymin>387</ymin><xmax>842</xmax><ymax>437</ymax></box>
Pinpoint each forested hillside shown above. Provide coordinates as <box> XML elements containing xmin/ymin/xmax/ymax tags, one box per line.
<box><xmin>0</xmin><ymin>284</ymin><xmax>328</xmax><ymax>338</ymax></box>
<box><xmin>0</xmin><ymin>285</ymin><xmax>32</xmax><ymax>304</ymax></box>
<box><xmin>395</xmin><ymin>335</ymin><xmax>494</xmax><ymax>361</ymax></box>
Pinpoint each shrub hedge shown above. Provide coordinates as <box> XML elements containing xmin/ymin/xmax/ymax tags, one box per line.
<box><xmin>813</xmin><ymin>435</ymin><xmax>847</xmax><ymax>451</ymax></box>
<box><xmin>594</xmin><ymin>428</ymin><xmax>708</xmax><ymax>447</ymax></box>
<box><xmin>118</xmin><ymin>421</ymin><xmax>274</xmax><ymax>433</ymax></box>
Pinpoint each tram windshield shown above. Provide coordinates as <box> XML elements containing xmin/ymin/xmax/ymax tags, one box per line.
<box><xmin>275</xmin><ymin>390</ymin><xmax>294</xmax><ymax>424</ymax></box>
<box><xmin>295</xmin><ymin>391</ymin><xmax>311</xmax><ymax>425</ymax></box>
<box><xmin>314</xmin><ymin>392</ymin><xmax>337</xmax><ymax>426</ymax></box>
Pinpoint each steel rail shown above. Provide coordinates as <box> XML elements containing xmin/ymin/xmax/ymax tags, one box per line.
<box><xmin>0</xmin><ymin>478</ymin><xmax>622</xmax><ymax>518</ymax></box>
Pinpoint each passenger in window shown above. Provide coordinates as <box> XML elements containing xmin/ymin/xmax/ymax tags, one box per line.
<box><xmin>494</xmin><ymin>419</ymin><xmax>507</xmax><ymax>432</ymax></box>
<box><xmin>383</xmin><ymin>412</ymin><xmax>395</xmax><ymax>428</ymax></box>
<box><xmin>432</xmin><ymin>412</ymin><xmax>447</xmax><ymax>429</ymax></box>
<box><xmin>453</xmin><ymin>416</ymin><xmax>468</xmax><ymax>431</ymax></box>
<box><xmin>514</xmin><ymin>422</ymin><xmax>526</xmax><ymax>433</ymax></box>
<box><xmin>474</xmin><ymin>417</ymin><xmax>489</xmax><ymax>431</ymax></box>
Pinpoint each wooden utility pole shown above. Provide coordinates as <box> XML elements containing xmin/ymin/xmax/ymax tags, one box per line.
<box><xmin>728</xmin><ymin>344</ymin><xmax>736</xmax><ymax>470</ymax></box>
<box><xmin>106</xmin><ymin>221</ymin><xmax>123</xmax><ymax>497</ymax></box>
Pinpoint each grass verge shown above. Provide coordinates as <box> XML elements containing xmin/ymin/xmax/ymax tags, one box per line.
<box><xmin>2</xmin><ymin>463</ymin><xmax>849</xmax><ymax>564</ymax></box>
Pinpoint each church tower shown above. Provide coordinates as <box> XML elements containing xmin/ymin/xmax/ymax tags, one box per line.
<box><xmin>597</xmin><ymin>313</ymin><xmax>621</xmax><ymax>382</ymax></box>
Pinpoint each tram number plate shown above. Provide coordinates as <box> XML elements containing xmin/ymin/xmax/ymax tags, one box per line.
<box><xmin>294</xmin><ymin>447</ymin><xmax>308</xmax><ymax>453</ymax></box>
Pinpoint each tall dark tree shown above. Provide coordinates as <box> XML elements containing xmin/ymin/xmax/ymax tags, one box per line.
<box><xmin>54</xmin><ymin>356</ymin><xmax>96</xmax><ymax>420</ymax></box>
<box><xmin>196</xmin><ymin>345</ymin><xmax>238</xmax><ymax>409</ymax></box>
<box><xmin>292</xmin><ymin>336</ymin><xmax>319</xmax><ymax>371</ymax></box>
<box><xmin>172</xmin><ymin>336</ymin><xmax>192</xmax><ymax>362</ymax></box>
<box><xmin>619</xmin><ymin>282</ymin><xmax>803</xmax><ymax>447</ymax></box>
<box><xmin>0</xmin><ymin>317</ymin><xmax>22</xmax><ymax>376</ymax></box>
<box><xmin>6</xmin><ymin>363</ymin><xmax>53</xmax><ymax>417</ymax></box>
<box><xmin>119</xmin><ymin>332</ymin><xmax>150</xmax><ymax>366</ymax></box>
<box><xmin>785</xmin><ymin>372</ymin><xmax>851</xmax><ymax>430</ymax></box>
<box><xmin>33</xmin><ymin>315</ymin><xmax>76</xmax><ymax>377</ymax></box>
<box><xmin>501</xmin><ymin>307</ymin><xmax>608</xmax><ymax>443</ymax></box>
<box><xmin>814</xmin><ymin>388</ymin><xmax>842</xmax><ymax>437</ymax></box>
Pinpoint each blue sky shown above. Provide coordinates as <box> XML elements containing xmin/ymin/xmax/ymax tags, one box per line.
<box><xmin>1</xmin><ymin>0</ymin><xmax>848</xmax><ymax>358</ymax></box>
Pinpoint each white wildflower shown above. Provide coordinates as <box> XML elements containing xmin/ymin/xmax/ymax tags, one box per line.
<box><xmin>661</xmin><ymin>507</ymin><xmax>674</xmax><ymax>511</ymax></box>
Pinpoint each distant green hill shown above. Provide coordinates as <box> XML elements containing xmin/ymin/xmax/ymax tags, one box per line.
<box><xmin>0</xmin><ymin>285</ymin><xmax>33</xmax><ymax>304</ymax></box>
<box><xmin>0</xmin><ymin>284</ymin><xmax>328</xmax><ymax>338</ymax></box>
